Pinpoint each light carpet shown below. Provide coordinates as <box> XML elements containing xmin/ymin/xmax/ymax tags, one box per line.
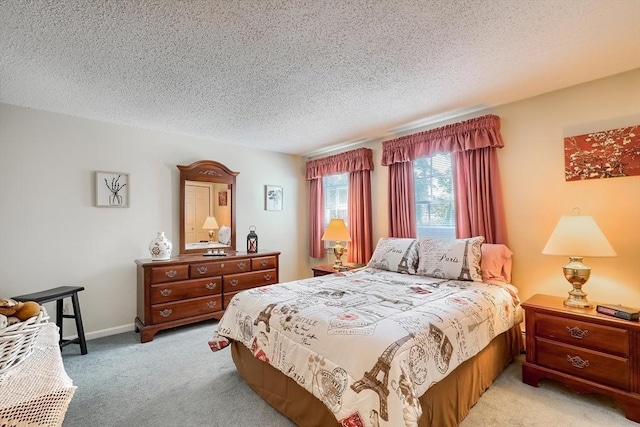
<box><xmin>60</xmin><ymin>321</ymin><xmax>634</xmax><ymax>427</ymax></box>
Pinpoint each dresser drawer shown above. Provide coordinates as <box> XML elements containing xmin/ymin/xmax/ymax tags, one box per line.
<box><xmin>535</xmin><ymin>313</ymin><xmax>629</xmax><ymax>357</ymax></box>
<box><xmin>223</xmin><ymin>291</ymin><xmax>242</xmax><ymax>309</ymax></box>
<box><xmin>151</xmin><ymin>295</ymin><xmax>222</xmax><ymax>324</ymax></box>
<box><xmin>150</xmin><ymin>277</ymin><xmax>222</xmax><ymax>304</ymax></box>
<box><xmin>252</xmin><ymin>256</ymin><xmax>278</xmax><ymax>271</ymax></box>
<box><xmin>224</xmin><ymin>269</ymin><xmax>277</xmax><ymax>293</ymax></box>
<box><xmin>190</xmin><ymin>259</ymin><xmax>252</xmax><ymax>278</ymax></box>
<box><xmin>536</xmin><ymin>338</ymin><xmax>630</xmax><ymax>390</ymax></box>
<box><xmin>150</xmin><ymin>265</ymin><xmax>190</xmax><ymax>284</ymax></box>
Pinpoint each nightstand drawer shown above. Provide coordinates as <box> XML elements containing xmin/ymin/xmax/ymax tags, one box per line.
<box><xmin>537</xmin><ymin>338</ymin><xmax>630</xmax><ymax>390</ymax></box>
<box><xmin>535</xmin><ymin>313</ymin><xmax>629</xmax><ymax>357</ymax></box>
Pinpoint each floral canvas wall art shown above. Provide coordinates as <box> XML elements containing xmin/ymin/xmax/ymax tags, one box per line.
<box><xmin>564</xmin><ymin>125</ymin><xmax>639</xmax><ymax>181</ymax></box>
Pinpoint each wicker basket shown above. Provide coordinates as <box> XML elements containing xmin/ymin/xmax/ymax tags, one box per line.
<box><xmin>0</xmin><ymin>307</ymin><xmax>49</xmax><ymax>375</ymax></box>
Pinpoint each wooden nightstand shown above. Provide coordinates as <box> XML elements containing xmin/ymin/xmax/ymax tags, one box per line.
<box><xmin>522</xmin><ymin>294</ymin><xmax>639</xmax><ymax>422</ymax></box>
<box><xmin>311</xmin><ymin>263</ymin><xmax>365</xmax><ymax>277</ymax></box>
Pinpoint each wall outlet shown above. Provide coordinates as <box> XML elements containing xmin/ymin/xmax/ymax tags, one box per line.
<box><xmin>63</xmin><ymin>302</ymin><xmax>70</xmax><ymax>315</ymax></box>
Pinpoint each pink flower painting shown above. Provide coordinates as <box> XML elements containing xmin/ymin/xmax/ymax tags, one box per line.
<box><xmin>564</xmin><ymin>125</ymin><xmax>640</xmax><ymax>181</ymax></box>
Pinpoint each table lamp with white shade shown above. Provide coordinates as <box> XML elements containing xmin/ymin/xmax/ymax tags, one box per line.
<box><xmin>202</xmin><ymin>216</ymin><xmax>219</xmax><ymax>242</ymax></box>
<box><xmin>542</xmin><ymin>211</ymin><xmax>616</xmax><ymax>308</ymax></box>
<box><xmin>321</xmin><ymin>219</ymin><xmax>352</xmax><ymax>270</ymax></box>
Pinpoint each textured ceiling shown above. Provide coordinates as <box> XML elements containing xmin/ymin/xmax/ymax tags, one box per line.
<box><xmin>1</xmin><ymin>1</ymin><xmax>639</xmax><ymax>155</ymax></box>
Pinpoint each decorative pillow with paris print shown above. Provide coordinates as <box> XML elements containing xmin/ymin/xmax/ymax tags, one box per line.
<box><xmin>367</xmin><ymin>238</ymin><xmax>420</xmax><ymax>274</ymax></box>
<box><xmin>417</xmin><ymin>236</ymin><xmax>484</xmax><ymax>281</ymax></box>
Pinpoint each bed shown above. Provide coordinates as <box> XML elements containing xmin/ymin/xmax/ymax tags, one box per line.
<box><xmin>209</xmin><ymin>237</ymin><xmax>523</xmax><ymax>427</ymax></box>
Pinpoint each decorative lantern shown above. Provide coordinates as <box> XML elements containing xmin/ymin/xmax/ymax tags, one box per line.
<box><xmin>247</xmin><ymin>226</ymin><xmax>258</xmax><ymax>253</ymax></box>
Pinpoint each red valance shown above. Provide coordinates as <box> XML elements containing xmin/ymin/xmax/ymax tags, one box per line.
<box><xmin>306</xmin><ymin>147</ymin><xmax>374</xmax><ymax>180</ymax></box>
<box><xmin>381</xmin><ymin>114</ymin><xmax>504</xmax><ymax>165</ymax></box>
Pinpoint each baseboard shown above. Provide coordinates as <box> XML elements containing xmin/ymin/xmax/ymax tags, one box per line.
<box><xmin>62</xmin><ymin>323</ymin><xmax>135</xmax><ymax>342</ymax></box>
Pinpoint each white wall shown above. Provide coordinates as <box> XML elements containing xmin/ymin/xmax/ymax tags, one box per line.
<box><xmin>0</xmin><ymin>104</ymin><xmax>306</xmax><ymax>338</ymax></box>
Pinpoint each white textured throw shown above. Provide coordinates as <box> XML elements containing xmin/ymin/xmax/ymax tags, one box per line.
<box><xmin>0</xmin><ymin>322</ymin><xmax>76</xmax><ymax>426</ymax></box>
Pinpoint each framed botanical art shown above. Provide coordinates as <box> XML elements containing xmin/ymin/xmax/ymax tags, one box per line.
<box><xmin>96</xmin><ymin>171</ymin><xmax>129</xmax><ymax>207</ymax></box>
<box><xmin>265</xmin><ymin>185</ymin><xmax>283</xmax><ymax>211</ymax></box>
<box><xmin>564</xmin><ymin>125</ymin><xmax>639</xmax><ymax>181</ymax></box>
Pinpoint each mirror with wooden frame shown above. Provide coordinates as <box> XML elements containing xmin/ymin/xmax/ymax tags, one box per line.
<box><xmin>178</xmin><ymin>160</ymin><xmax>238</xmax><ymax>254</ymax></box>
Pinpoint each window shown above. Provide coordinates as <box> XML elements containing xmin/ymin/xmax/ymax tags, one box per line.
<box><xmin>323</xmin><ymin>173</ymin><xmax>349</xmax><ymax>227</ymax></box>
<box><xmin>413</xmin><ymin>153</ymin><xmax>456</xmax><ymax>239</ymax></box>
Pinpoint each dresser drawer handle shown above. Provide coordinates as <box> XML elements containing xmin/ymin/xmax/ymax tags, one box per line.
<box><xmin>236</xmin><ymin>262</ymin><xmax>246</xmax><ymax>270</ymax></box>
<box><xmin>159</xmin><ymin>289</ymin><xmax>172</xmax><ymax>297</ymax></box>
<box><xmin>165</xmin><ymin>270</ymin><xmax>177</xmax><ymax>278</ymax></box>
<box><xmin>263</xmin><ymin>273</ymin><xmax>272</xmax><ymax>281</ymax></box>
<box><xmin>206</xmin><ymin>301</ymin><xmax>217</xmax><ymax>308</ymax></box>
<box><xmin>206</xmin><ymin>282</ymin><xmax>217</xmax><ymax>290</ymax></box>
<box><xmin>159</xmin><ymin>309</ymin><xmax>173</xmax><ymax>318</ymax></box>
<box><xmin>566</xmin><ymin>326</ymin><xmax>589</xmax><ymax>339</ymax></box>
<box><xmin>260</xmin><ymin>260</ymin><xmax>269</xmax><ymax>267</ymax></box>
<box><xmin>567</xmin><ymin>355</ymin><xmax>589</xmax><ymax>369</ymax></box>
<box><xmin>197</xmin><ymin>266</ymin><xmax>208</xmax><ymax>275</ymax></box>
<box><xmin>229</xmin><ymin>279</ymin><xmax>239</xmax><ymax>287</ymax></box>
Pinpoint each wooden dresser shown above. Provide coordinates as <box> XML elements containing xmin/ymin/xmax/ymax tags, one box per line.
<box><xmin>135</xmin><ymin>250</ymin><xmax>280</xmax><ymax>342</ymax></box>
<box><xmin>522</xmin><ymin>294</ymin><xmax>639</xmax><ymax>422</ymax></box>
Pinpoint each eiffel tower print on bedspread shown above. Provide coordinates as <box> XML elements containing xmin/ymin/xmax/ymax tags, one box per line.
<box><xmin>350</xmin><ymin>334</ymin><xmax>414</xmax><ymax>421</ymax></box>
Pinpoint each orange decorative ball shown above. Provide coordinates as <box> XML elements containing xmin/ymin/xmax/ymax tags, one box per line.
<box><xmin>15</xmin><ymin>301</ymin><xmax>41</xmax><ymax>321</ymax></box>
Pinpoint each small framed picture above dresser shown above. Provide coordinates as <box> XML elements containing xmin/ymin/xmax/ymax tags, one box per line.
<box><xmin>95</xmin><ymin>171</ymin><xmax>129</xmax><ymax>208</ymax></box>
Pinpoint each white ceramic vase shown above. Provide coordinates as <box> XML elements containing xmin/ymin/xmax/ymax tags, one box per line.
<box><xmin>149</xmin><ymin>231</ymin><xmax>172</xmax><ymax>261</ymax></box>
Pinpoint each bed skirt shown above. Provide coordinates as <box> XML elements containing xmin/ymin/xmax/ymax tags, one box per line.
<box><xmin>230</xmin><ymin>323</ymin><xmax>523</xmax><ymax>427</ymax></box>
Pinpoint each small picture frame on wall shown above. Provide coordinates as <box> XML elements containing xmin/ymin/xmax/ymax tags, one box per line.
<box><xmin>265</xmin><ymin>185</ymin><xmax>283</xmax><ymax>211</ymax></box>
<box><xmin>218</xmin><ymin>190</ymin><xmax>228</xmax><ymax>206</ymax></box>
<box><xmin>96</xmin><ymin>171</ymin><xmax>129</xmax><ymax>208</ymax></box>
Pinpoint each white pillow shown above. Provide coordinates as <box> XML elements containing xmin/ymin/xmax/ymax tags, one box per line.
<box><xmin>218</xmin><ymin>225</ymin><xmax>231</xmax><ymax>245</ymax></box>
<box><xmin>367</xmin><ymin>238</ymin><xmax>420</xmax><ymax>274</ymax></box>
<box><xmin>417</xmin><ymin>236</ymin><xmax>484</xmax><ymax>281</ymax></box>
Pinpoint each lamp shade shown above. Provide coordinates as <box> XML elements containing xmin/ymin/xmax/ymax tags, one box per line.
<box><xmin>321</xmin><ymin>219</ymin><xmax>351</xmax><ymax>242</ymax></box>
<box><xmin>202</xmin><ymin>216</ymin><xmax>219</xmax><ymax>230</ymax></box>
<box><xmin>542</xmin><ymin>215</ymin><xmax>616</xmax><ymax>257</ymax></box>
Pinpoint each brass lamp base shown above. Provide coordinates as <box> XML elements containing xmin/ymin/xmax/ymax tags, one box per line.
<box><xmin>562</xmin><ymin>257</ymin><xmax>592</xmax><ymax>308</ymax></box>
<box><xmin>332</xmin><ymin>242</ymin><xmax>345</xmax><ymax>270</ymax></box>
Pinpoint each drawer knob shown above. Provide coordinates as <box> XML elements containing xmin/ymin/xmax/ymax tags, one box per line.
<box><xmin>206</xmin><ymin>282</ymin><xmax>217</xmax><ymax>290</ymax></box>
<box><xmin>567</xmin><ymin>355</ymin><xmax>590</xmax><ymax>369</ymax></box>
<box><xmin>236</xmin><ymin>262</ymin><xmax>246</xmax><ymax>270</ymax></box>
<box><xmin>229</xmin><ymin>279</ymin><xmax>239</xmax><ymax>287</ymax></box>
<box><xmin>197</xmin><ymin>266</ymin><xmax>208</xmax><ymax>275</ymax></box>
<box><xmin>165</xmin><ymin>270</ymin><xmax>177</xmax><ymax>278</ymax></box>
<box><xmin>260</xmin><ymin>260</ymin><xmax>268</xmax><ymax>267</ymax></box>
<box><xmin>565</xmin><ymin>326</ymin><xmax>589</xmax><ymax>339</ymax></box>
<box><xmin>160</xmin><ymin>289</ymin><xmax>172</xmax><ymax>297</ymax></box>
<box><xmin>206</xmin><ymin>301</ymin><xmax>217</xmax><ymax>308</ymax></box>
<box><xmin>159</xmin><ymin>309</ymin><xmax>173</xmax><ymax>318</ymax></box>
<box><xmin>264</xmin><ymin>273</ymin><xmax>272</xmax><ymax>281</ymax></box>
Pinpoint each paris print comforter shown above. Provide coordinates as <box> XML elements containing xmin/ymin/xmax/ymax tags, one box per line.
<box><xmin>209</xmin><ymin>267</ymin><xmax>523</xmax><ymax>427</ymax></box>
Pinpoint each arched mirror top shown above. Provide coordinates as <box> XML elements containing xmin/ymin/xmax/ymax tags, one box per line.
<box><xmin>178</xmin><ymin>160</ymin><xmax>238</xmax><ymax>254</ymax></box>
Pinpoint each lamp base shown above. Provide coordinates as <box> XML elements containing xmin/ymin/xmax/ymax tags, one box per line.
<box><xmin>562</xmin><ymin>257</ymin><xmax>592</xmax><ymax>309</ymax></box>
<box><xmin>563</xmin><ymin>294</ymin><xmax>592</xmax><ymax>309</ymax></box>
<box><xmin>332</xmin><ymin>242</ymin><xmax>345</xmax><ymax>270</ymax></box>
